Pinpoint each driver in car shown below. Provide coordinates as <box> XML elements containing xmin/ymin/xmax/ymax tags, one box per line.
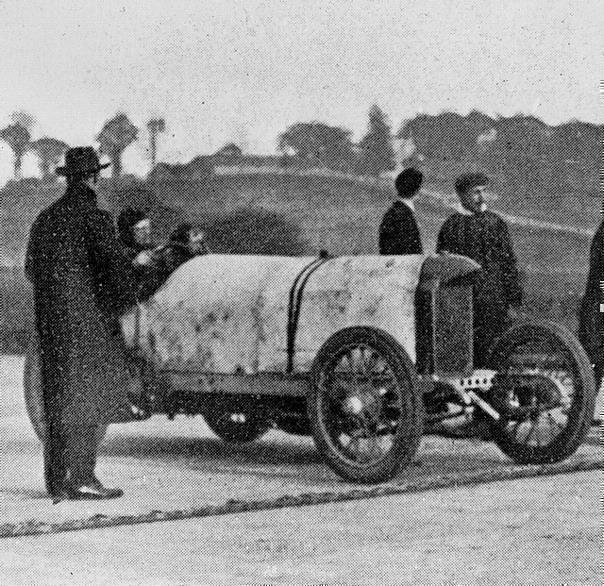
<box><xmin>117</xmin><ymin>208</ymin><xmax>157</xmax><ymax>298</ymax></box>
<box><xmin>119</xmin><ymin>216</ymin><xmax>211</xmax><ymax>297</ymax></box>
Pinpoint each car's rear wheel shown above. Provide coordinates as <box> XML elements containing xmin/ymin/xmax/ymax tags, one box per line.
<box><xmin>308</xmin><ymin>327</ymin><xmax>424</xmax><ymax>483</ymax></box>
<box><xmin>487</xmin><ymin>320</ymin><xmax>596</xmax><ymax>464</ymax></box>
<box><xmin>202</xmin><ymin>396</ymin><xmax>271</xmax><ymax>443</ymax></box>
<box><xmin>23</xmin><ymin>332</ymin><xmax>107</xmax><ymax>445</ymax></box>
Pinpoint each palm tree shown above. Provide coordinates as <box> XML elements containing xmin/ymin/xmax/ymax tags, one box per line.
<box><xmin>30</xmin><ymin>137</ymin><xmax>69</xmax><ymax>180</ymax></box>
<box><xmin>96</xmin><ymin>113</ymin><xmax>138</xmax><ymax>178</ymax></box>
<box><xmin>0</xmin><ymin>123</ymin><xmax>31</xmax><ymax>179</ymax></box>
<box><xmin>147</xmin><ymin>118</ymin><xmax>165</xmax><ymax>169</ymax></box>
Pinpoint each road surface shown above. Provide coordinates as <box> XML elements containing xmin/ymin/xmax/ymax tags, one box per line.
<box><xmin>0</xmin><ymin>471</ymin><xmax>599</xmax><ymax>585</ymax></box>
<box><xmin>1</xmin><ymin>354</ymin><xmax>601</xmax><ymax>584</ymax></box>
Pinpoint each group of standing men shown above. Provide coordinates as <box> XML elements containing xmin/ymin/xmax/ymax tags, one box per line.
<box><xmin>380</xmin><ymin>167</ymin><xmax>602</xmax><ymax>378</ymax></box>
<box><xmin>380</xmin><ymin>168</ymin><xmax>523</xmax><ymax>366</ymax></box>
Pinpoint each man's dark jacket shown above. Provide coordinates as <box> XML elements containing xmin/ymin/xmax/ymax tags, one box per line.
<box><xmin>379</xmin><ymin>201</ymin><xmax>423</xmax><ymax>255</ymax></box>
<box><xmin>25</xmin><ymin>183</ymin><xmax>137</xmax><ymax>488</ymax></box>
<box><xmin>437</xmin><ymin>210</ymin><xmax>522</xmax><ymax>364</ymax></box>
<box><xmin>578</xmin><ymin>220</ymin><xmax>603</xmax><ymax>385</ymax></box>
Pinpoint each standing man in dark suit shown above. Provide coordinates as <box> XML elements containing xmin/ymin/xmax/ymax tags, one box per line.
<box><xmin>25</xmin><ymin>147</ymin><xmax>137</xmax><ymax>500</ymax></box>
<box><xmin>379</xmin><ymin>167</ymin><xmax>423</xmax><ymax>255</ymax></box>
<box><xmin>437</xmin><ymin>172</ymin><xmax>522</xmax><ymax>366</ymax></box>
<box><xmin>578</xmin><ymin>219</ymin><xmax>603</xmax><ymax>389</ymax></box>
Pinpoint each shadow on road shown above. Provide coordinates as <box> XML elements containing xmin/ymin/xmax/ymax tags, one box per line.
<box><xmin>3</xmin><ymin>488</ymin><xmax>48</xmax><ymax>499</ymax></box>
<box><xmin>96</xmin><ymin>431</ymin><xmax>516</xmax><ymax>484</ymax></box>
<box><xmin>98</xmin><ymin>432</ymin><xmax>320</xmax><ymax>463</ymax></box>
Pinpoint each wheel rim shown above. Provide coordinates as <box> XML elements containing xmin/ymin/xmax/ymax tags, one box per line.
<box><xmin>316</xmin><ymin>342</ymin><xmax>406</xmax><ymax>469</ymax></box>
<box><xmin>492</xmin><ymin>331</ymin><xmax>580</xmax><ymax>449</ymax></box>
<box><xmin>216</xmin><ymin>411</ymin><xmax>254</xmax><ymax>427</ymax></box>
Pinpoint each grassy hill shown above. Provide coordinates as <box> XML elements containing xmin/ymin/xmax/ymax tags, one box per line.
<box><xmin>0</xmin><ymin>172</ymin><xmax>598</xmax><ymax>352</ymax></box>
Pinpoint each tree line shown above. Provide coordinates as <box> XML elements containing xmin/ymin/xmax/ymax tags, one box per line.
<box><xmin>1</xmin><ymin>107</ymin><xmax>600</xmax><ymax>198</ymax></box>
<box><xmin>0</xmin><ymin>106</ymin><xmax>396</xmax><ymax>181</ymax></box>
<box><xmin>0</xmin><ymin>112</ymin><xmax>165</xmax><ymax>181</ymax></box>
<box><xmin>399</xmin><ymin>111</ymin><xmax>601</xmax><ymax>197</ymax></box>
<box><xmin>279</xmin><ymin>109</ymin><xmax>601</xmax><ymax>197</ymax></box>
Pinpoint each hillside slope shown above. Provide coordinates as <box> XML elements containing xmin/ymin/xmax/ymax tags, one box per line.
<box><xmin>0</xmin><ymin>172</ymin><xmax>597</xmax><ymax>352</ymax></box>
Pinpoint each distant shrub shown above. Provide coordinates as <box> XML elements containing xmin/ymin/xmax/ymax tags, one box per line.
<box><xmin>0</xmin><ymin>267</ymin><xmax>33</xmax><ymax>354</ymax></box>
<box><xmin>202</xmin><ymin>207</ymin><xmax>309</xmax><ymax>256</ymax></box>
<box><xmin>104</xmin><ymin>178</ymin><xmax>158</xmax><ymax>213</ymax></box>
<box><xmin>147</xmin><ymin>157</ymin><xmax>214</xmax><ymax>183</ymax></box>
<box><xmin>0</xmin><ymin>180</ymin><xmax>64</xmax><ymax>265</ymax></box>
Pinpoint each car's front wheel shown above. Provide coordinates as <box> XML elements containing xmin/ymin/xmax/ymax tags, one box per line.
<box><xmin>308</xmin><ymin>327</ymin><xmax>424</xmax><ymax>483</ymax></box>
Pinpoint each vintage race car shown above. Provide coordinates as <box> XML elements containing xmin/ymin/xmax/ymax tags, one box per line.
<box><xmin>24</xmin><ymin>252</ymin><xmax>596</xmax><ymax>483</ymax></box>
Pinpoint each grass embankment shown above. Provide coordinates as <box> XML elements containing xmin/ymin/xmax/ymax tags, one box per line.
<box><xmin>1</xmin><ymin>173</ymin><xmax>595</xmax><ymax>353</ymax></box>
<box><xmin>0</xmin><ymin>267</ymin><xmax>33</xmax><ymax>354</ymax></box>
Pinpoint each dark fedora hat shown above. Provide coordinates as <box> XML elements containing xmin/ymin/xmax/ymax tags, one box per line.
<box><xmin>56</xmin><ymin>146</ymin><xmax>110</xmax><ymax>176</ymax></box>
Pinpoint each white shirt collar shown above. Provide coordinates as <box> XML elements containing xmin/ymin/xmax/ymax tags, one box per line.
<box><xmin>457</xmin><ymin>202</ymin><xmax>487</xmax><ymax>215</ymax></box>
<box><xmin>400</xmin><ymin>198</ymin><xmax>415</xmax><ymax>212</ymax></box>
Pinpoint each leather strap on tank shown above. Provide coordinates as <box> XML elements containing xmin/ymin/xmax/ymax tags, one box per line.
<box><xmin>287</xmin><ymin>252</ymin><xmax>331</xmax><ymax>373</ymax></box>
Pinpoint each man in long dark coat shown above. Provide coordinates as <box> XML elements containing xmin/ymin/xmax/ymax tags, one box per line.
<box><xmin>578</xmin><ymin>219</ymin><xmax>603</xmax><ymax>388</ymax></box>
<box><xmin>379</xmin><ymin>167</ymin><xmax>423</xmax><ymax>255</ymax></box>
<box><xmin>25</xmin><ymin>147</ymin><xmax>137</xmax><ymax>500</ymax></box>
<box><xmin>437</xmin><ymin>173</ymin><xmax>522</xmax><ymax>366</ymax></box>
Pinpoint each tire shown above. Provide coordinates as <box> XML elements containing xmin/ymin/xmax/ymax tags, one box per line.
<box><xmin>487</xmin><ymin>320</ymin><xmax>596</xmax><ymax>464</ymax></box>
<box><xmin>308</xmin><ymin>327</ymin><xmax>424</xmax><ymax>483</ymax></box>
<box><xmin>202</xmin><ymin>397</ymin><xmax>271</xmax><ymax>443</ymax></box>
<box><xmin>23</xmin><ymin>332</ymin><xmax>107</xmax><ymax>445</ymax></box>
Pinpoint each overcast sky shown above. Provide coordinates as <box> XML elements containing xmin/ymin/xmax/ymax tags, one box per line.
<box><xmin>0</xmin><ymin>0</ymin><xmax>601</xmax><ymax>182</ymax></box>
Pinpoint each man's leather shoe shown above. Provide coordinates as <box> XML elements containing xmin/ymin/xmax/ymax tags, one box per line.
<box><xmin>64</xmin><ymin>483</ymin><xmax>124</xmax><ymax>500</ymax></box>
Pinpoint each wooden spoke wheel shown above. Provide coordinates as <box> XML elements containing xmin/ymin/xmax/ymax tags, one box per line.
<box><xmin>487</xmin><ymin>320</ymin><xmax>596</xmax><ymax>464</ymax></box>
<box><xmin>308</xmin><ymin>327</ymin><xmax>423</xmax><ymax>483</ymax></box>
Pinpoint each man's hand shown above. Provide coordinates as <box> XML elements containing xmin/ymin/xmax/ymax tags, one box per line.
<box><xmin>134</xmin><ymin>250</ymin><xmax>153</xmax><ymax>266</ymax></box>
<box><xmin>507</xmin><ymin>307</ymin><xmax>528</xmax><ymax>321</ymax></box>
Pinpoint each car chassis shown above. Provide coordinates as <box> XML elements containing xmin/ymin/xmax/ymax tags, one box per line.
<box><xmin>24</xmin><ymin>252</ymin><xmax>597</xmax><ymax>483</ymax></box>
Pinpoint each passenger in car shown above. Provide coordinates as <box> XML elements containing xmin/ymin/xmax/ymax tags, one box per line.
<box><xmin>437</xmin><ymin>172</ymin><xmax>522</xmax><ymax>367</ymax></box>
<box><xmin>163</xmin><ymin>222</ymin><xmax>211</xmax><ymax>272</ymax></box>
<box><xmin>131</xmin><ymin>221</ymin><xmax>211</xmax><ymax>299</ymax></box>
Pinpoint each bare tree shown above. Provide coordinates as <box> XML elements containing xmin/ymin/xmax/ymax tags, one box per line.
<box><xmin>30</xmin><ymin>137</ymin><xmax>69</xmax><ymax>180</ymax></box>
<box><xmin>147</xmin><ymin>118</ymin><xmax>165</xmax><ymax>169</ymax></box>
<box><xmin>96</xmin><ymin>113</ymin><xmax>138</xmax><ymax>178</ymax></box>
<box><xmin>0</xmin><ymin>123</ymin><xmax>31</xmax><ymax>179</ymax></box>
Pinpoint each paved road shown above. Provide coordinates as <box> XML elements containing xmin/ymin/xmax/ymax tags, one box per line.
<box><xmin>1</xmin><ymin>354</ymin><xmax>601</xmax><ymax>584</ymax></box>
<box><xmin>0</xmin><ymin>470</ymin><xmax>599</xmax><ymax>585</ymax></box>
